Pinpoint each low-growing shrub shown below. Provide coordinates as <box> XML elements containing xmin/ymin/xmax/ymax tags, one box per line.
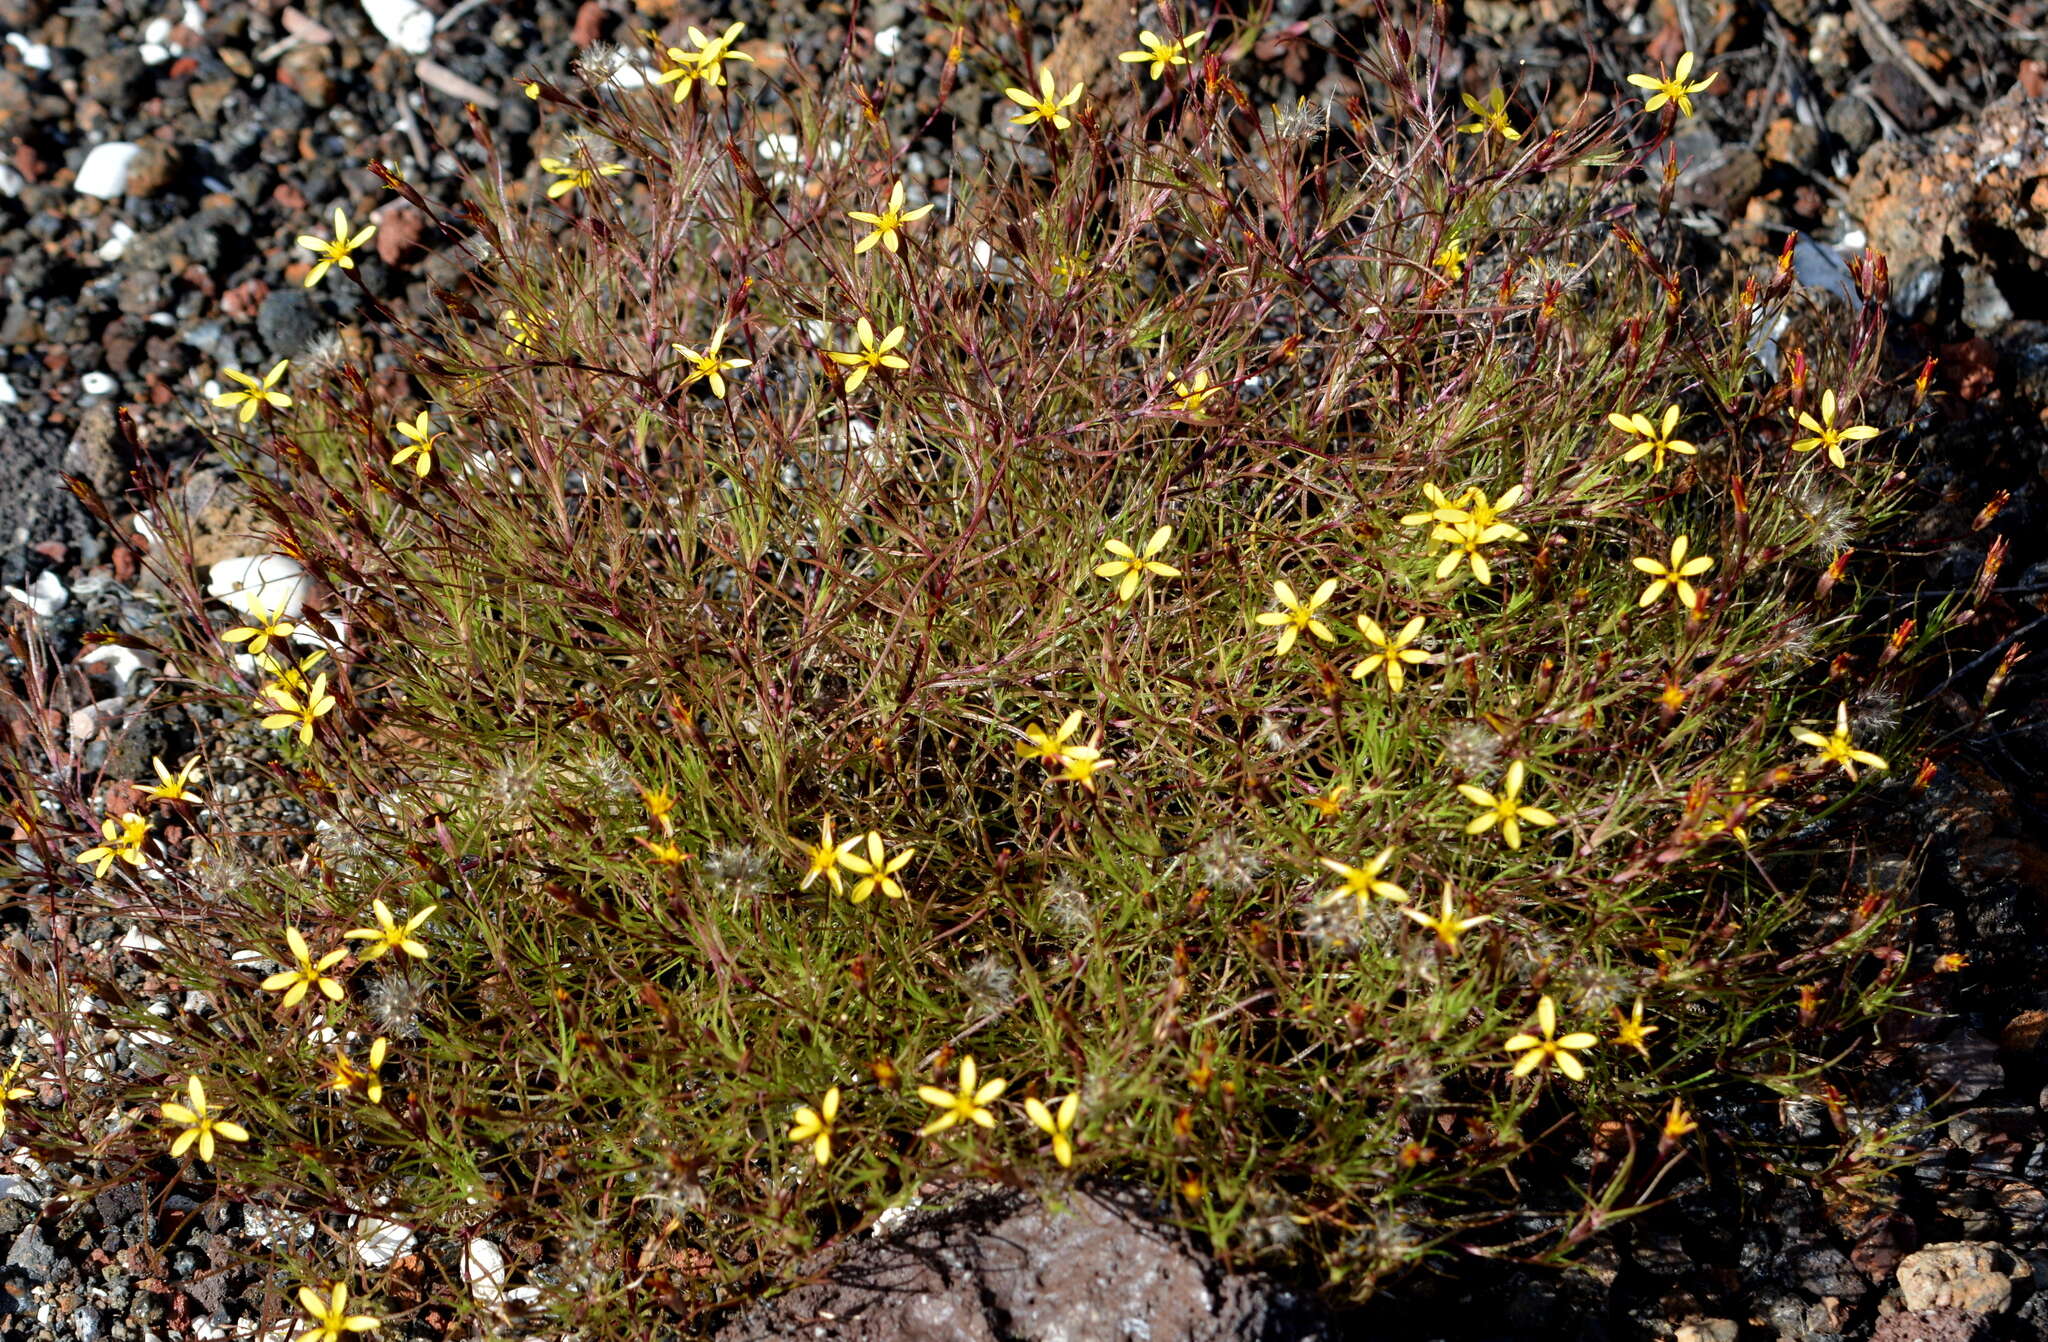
<box><xmin>6</xmin><ymin>9</ymin><xmax>1952</xmax><ymax>1334</ymax></box>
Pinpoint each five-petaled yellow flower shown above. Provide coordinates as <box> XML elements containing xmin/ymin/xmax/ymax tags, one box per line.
<box><xmin>1627</xmin><ymin>50</ymin><xmax>1717</xmax><ymax>117</ymax></box>
<box><xmin>1456</xmin><ymin>88</ymin><xmax>1522</xmax><ymax>140</ymax></box>
<box><xmin>503</xmin><ymin>308</ymin><xmax>547</xmax><ymax>354</ymax></box>
<box><xmin>917</xmin><ymin>1056</ymin><xmax>1007</xmax><ymax>1135</ymax></box>
<box><xmin>1608</xmin><ymin>405</ymin><xmax>1698</xmax><ymax>473</ymax></box>
<box><xmin>826</xmin><ymin>318</ymin><xmax>909</xmax><ymax>393</ymax></box>
<box><xmin>324</xmin><ymin>1037</ymin><xmax>388</xmax><ymax>1104</ymax></box>
<box><xmin>162</xmin><ymin>1076</ymin><xmax>249</xmax><ymax>1162</ymax></box>
<box><xmin>841</xmin><ymin>831</ymin><xmax>914</xmax><ymax>903</ymax></box>
<box><xmin>1302</xmin><ymin>782</ymin><xmax>1351</xmax><ymax>819</ymax></box>
<box><xmin>1095</xmin><ymin>525</ymin><xmax>1180</xmax><ymax>602</ymax></box>
<box><xmin>787</xmin><ymin>1086</ymin><xmax>840</xmax><ymax>1165</ymax></box>
<box><xmin>538</xmin><ymin>154</ymin><xmax>627</xmax><ymax>200</ymax></box>
<box><xmin>673</xmin><ymin>320</ymin><xmax>751</xmax><ymax>398</ymax></box>
<box><xmin>343</xmin><ymin>899</ymin><xmax>435</xmax><ymax>962</ymax></box>
<box><xmin>1024</xmin><ymin>1092</ymin><xmax>1080</xmax><ymax>1167</ymax></box>
<box><xmin>295</xmin><ymin>1282</ymin><xmax>380</xmax><ymax>1342</ymax></box>
<box><xmin>259</xmin><ymin>927</ymin><xmax>348</xmax><ymax>1008</ymax></box>
<box><xmin>799</xmin><ymin>817</ymin><xmax>860</xmax><ymax>895</ymax></box>
<box><xmin>261</xmin><ymin>673</ymin><xmax>337</xmax><ymax>746</ymax></box>
<box><xmin>1632</xmin><ymin>535</ymin><xmax>1715</xmax><ymax>612</ymax></box>
<box><xmin>1404</xmin><ymin>483</ymin><xmax>1528</xmax><ymax>584</ymax></box>
<box><xmin>75</xmin><ymin>811</ymin><xmax>150</xmax><ymax>878</ymax></box>
<box><xmin>1791</xmin><ymin>701</ymin><xmax>1888</xmax><ymax>781</ymax></box>
<box><xmin>1433</xmin><ymin>239</ymin><xmax>1469</xmax><ymax>279</ymax></box>
<box><xmin>391</xmin><ymin>411</ymin><xmax>444</xmax><ymax>477</ymax></box>
<box><xmin>222</xmin><ymin>597</ymin><xmax>297</xmax><ymax>658</ymax></box>
<box><xmin>1017</xmin><ymin>710</ymin><xmax>1092</xmax><ymax>768</ymax></box>
<box><xmin>1005</xmin><ymin>66</ymin><xmax>1084</xmax><ymax>130</ymax></box>
<box><xmin>1457</xmin><ymin>760</ymin><xmax>1560</xmax><ymax>850</ymax></box>
<box><xmin>1505</xmin><ymin>996</ymin><xmax>1599</xmax><ymax>1079</ymax></box>
<box><xmin>142</xmin><ymin>756</ymin><xmax>204</xmax><ymax>804</ymax></box>
<box><xmin>1350</xmin><ymin>615</ymin><xmax>1433</xmax><ymax>690</ymax></box>
<box><xmin>1612</xmin><ymin>999</ymin><xmax>1658</xmax><ymax>1059</ymax></box>
<box><xmin>1168</xmin><ymin>369</ymin><xmax>1220</xmax><ymax>416</ymax></box>
<box><xmin>296</xmin><ymin>207</ymin><xmax>377</xmax><ymax>288</ymax></box>
<box><xmin>1789</xmin><ymin>389</ymin><xmax>1881</xmax><ymax>469</ymax></box>
<box><xmin>1254</xmin><ymin>577</ymin><xmax>1338</xmax><ymax>655</ymax></box>
<box><xmin>1319</xmin><ymin>850</ymin><xmax>1409</xmax><ymax>912</ymax></box>
<box><xmin>1118</xmin><ymin>28</ymin><xmax>1203</xmax><ymax>80</ymax></box>
<box><xmin>212</xmin><ymin>359</ymin><xmax>292</xmax><ymax>423</ymax></box>
<box><xmin>1400</xmin><ymin>881</ymin><xmax>1495</xmax><ymax>951</ymax></box>
<box><xmin>1661</xmin><ymin>1098</ymin><xmax>1699</xmax><ymax>1142</ymax></box>
<box><xmin>654</xmin><ymin>21</ymin><xmax>753</xmax><ymax>100</ymax></box>
<box><xmin>1055</xmin><ymin>748</ymin><xmax>1112</xmax><ymax>792</ymax></box>
<box><xmin>848</xmin><ymin>181</ymin><xmax>936</xmax><ymax>255</ymax></box>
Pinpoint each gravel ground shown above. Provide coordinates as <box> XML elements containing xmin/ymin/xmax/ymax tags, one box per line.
<box><xmin>4</xmin><ymin>0</ymin><xmax>2048</xmax><ymax>1338</ymax></box>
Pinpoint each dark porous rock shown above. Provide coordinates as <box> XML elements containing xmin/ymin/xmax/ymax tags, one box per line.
<box><xmin>716</xmin><ymin>1186</ymin><xmax>1326</xmax><ymax>1342</ymax></box>
<box><xmin>0</xmin><ymin>416</ymin><xmax>101</xmax><ymax>586</ymax></box>
<box><xmin>1870</xmin><ymin>1308</ymin><xmax>1987</xmax><ymax>1342</ymax></box>
<box><xmin>81</xmin><ymin>49</ymin><xmax>147</xmax><ymax>117</ymax></box>
<box><xmin>5</xmin><ymin>1222</ymin><xmax>57</xmax><ymax>1285</ymax></box>
<box><xmin>256</xmin><ymin>287</ymin><xmax>326</xmax><ymax>357</ymax></box>
<box><xmin>1869</xmin><ymin>62</ymin><xmax>1942</xmax><ymax>133</ymax></box>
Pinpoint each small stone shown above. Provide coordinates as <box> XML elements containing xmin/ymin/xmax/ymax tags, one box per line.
<box><xmin>362</xmin><ymin>0</ymin><xmax>436</xmax><ymax>55</ymax></box>
<box><xmin>276</xmin><ymin>45</ymin><xmax>336</xmax><ymax>110</ymax></box>
<box><xmin>122</xmin><ymin>141</ymin><xmax>181</xmax><ymax>198</ymax></box>
<box><xmin>1871</xmin><ymin>1309</ymin><xmax>1987</xmax><ymax>1342</ymax></box>
<box><xmin>373</xmin><ymin>202</ymin><xmax>429</xmax><ymax>267</ymax></box>
<box><xmin>1896</xmin><ymin>1242</ymin><xmax>2030</xmax><ymax>1314</ymax></box>
<box><xmin>1675</xmin><ymin>1320</ymin><xmax>1739</xmax><ymax>1342</ymax></box>
<box><xmin>257</xmin><ymin>289</ymin><xmax>326</xmax><ymax>356</ymax></box>
<box><xmin>188</xmin><ymin>78</ymin><xmax>236</xmax><ymax>123</ymax></box>
<box><xmin>72</xmin><ymin>142</ymin><xmax>141</xmax><ymax>200</ymax></box>
<box><xmin>1765</xmin><ymin>117</ymin><xmax>1824</xmax><ymax>170</ymax></box>
<box><xmin>1869</xmin><ymin>62</ymin><xmax>1941</xmax><ymax>132</ymax></box>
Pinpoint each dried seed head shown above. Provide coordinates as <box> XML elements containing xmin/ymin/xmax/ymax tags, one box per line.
<box><xmin>1851</xmin><ymin>689</ymin><xmax>1900</xmax><ymax>740</ymax></box>
<box><xmin>1442</xmin><ymin>722</ymin><xmax>1503</xmax><ymax>780</ymax></box>
<box><xmin>297</xmin><ymin>330</ymin><xmax>349</xmax><ymax>379</ymax></box>
<box><xmin>1192</xmin><ymin>828</ymin><xmax>1265</xmax><ymax>893</ymax></box>
<box><xmin>960</xmin><ymin>956</ymin><xmax>1019</xmax><ymax>1014</ymax></box>
<box><xmin>1041</xmin><ymin>879</ymin><xmax>1094</xmax><ymax>940</ymax></box>
<box><xmin>1569</xmin><ymin>963</ymin><xmax>1630</xmax><ymax>1016</ymax></box>
<box><xmin>364</xmin><ymin>973</ymin><xmax>431</xmax><ymax>1039</ymax></box>
<box><xmin>1784</xmin><ymin>476</ymin><xmax>1858</xmax><ymax>555</ymax></box>
<box><xmin>701</xmin><ymin>844</ymin><xmax>770</xmax><ymax>907</ymax></box>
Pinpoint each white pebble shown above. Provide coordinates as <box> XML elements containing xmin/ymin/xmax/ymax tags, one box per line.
<box><xmin>352</xmin><ymin>1217</ymin><xmax>417</xmax><ymax>1266</ymax></box>
<box><xmin>81</xmin><ymin>371</ymin><xmax>117</xmax><ymax>396</ymax></box>
<box><xmin>0</xmin><ymin>163</ymin><xmax>20</xmax><ymax>197</ymax></box>
<box><xmin>4</xmin><ymin>571</ymin><xmax>68</xmax><ymax>617</ymax></box>
<box><xmin>361</xmin><ymin>0</ymin><xmax>435</xmax><ymax>55</ymax></box>
<box><xmin>4</xmin><ymin>32</ymin><xmax>52</xmax><ymax>70</ymax></box>
<box><xmin>142</xmin><ymin>16</ymin><xmax>172</xmax><ymax>43</ymax></box>
<box><xmin>82</xmin><ymin>645</ymin><xmax>147</xmax><ymax>689</ymax></box>
<box><xmin>207</xmin><ymin>554</ymin><xmax>311</xmax><ymax>618</ymax></box>
<box><xmin>97</xmin><ymin>221</ymin><xmax>135</xmax><ymax>261</ymax></box>
<box><xmin>140</xmin><ymin>42</ymin><xmax>171</xmax><ymax>64</ymax></box>
<box><xmin>0</xmin><ymin>372</ymin><xmax>16</xmax><ymax>404</ymax></box>
<box><xmin>874</xmin><ymin>25</ymin><xmax>900</xmax><ymax>57</ymax></box>
<box><xmin>74</xmin><ymin>143</ymin><xmax>142</xmax><ymax>200</ymax></box>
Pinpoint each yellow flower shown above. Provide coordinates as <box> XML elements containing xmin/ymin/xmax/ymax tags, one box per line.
<box><xmin>825</xmin><ymin>317</ymin><xmax>909</xmax><ymax>393</ymax></box>
<box><xmin>520</xmin><ymin>78</ymin><xmax>541</xmax><ymax>100</ymax></box>
<box><xmin>1005</xmin><ymin>66</ymin><xmax>1084</xmax><ymax>131</ymax></box>
<box><xmin>1791</xmin><ymin>701</ymin><xmax>1888</xmax><ymax>781</ymax></box>
<box><xmin>1632</xmin><ymin>535</ymin><xmax>1715</xmax><ymax>612</ymax></box>
<box><xmin>1254</xmin><ymin>577</ymin><xmax>1338</xmax><ymax>655</ymax></box>
<box><xmin>1400</xmin><ymin>881</ymin><xmax>1495</xmax><ymax>951</ymax></box>
<box><xmin>222</xmin><ymin>597</ymin><xmax>297</xmax><ymax>658</ymax></box>
<box><xmin>141</xmin><ymin>756</ymin><xmax>204</xmax><ymax>804</ymax></box>
<box><xmin>212</xmin><ymin>359</ymin><xmax>292</xmax><ymax>423</ymax></box>
<box><xmin>257</xmin><ymin>647</ymin><xmax>327</xmax><ymax>695</ymax></box>
<box><xmin>1607</xmin><ymin>405</ymin><xmax>1698</xmax><ymax>473</ymax></box>
<box><xmin>1</xmin><ymin>1056</ymin><xmax>34</xmax><ymax>1140</ymax></box>
<box><xmin>1024</xmin><ymin>1092</ymin><xmax>1080</xmax><ymax>1167</ymax></box>
<box><xmin>1406</xmin><ymin>484</ymin><xmax>1527</xmax><ymax>584</ymax></box>
<box><xmin>787</xmin><ymin>1086</ymin><xmax>840</xmax><ymax>1165</ymax></box>
<box><xmin>1626</xmin><ymin>50</ymin><xmax>1717</xmax><ymax>117</ymax></box>
<box><xmin>323</xmin><ymin>1037</ymin><xmax>388</xmax><ymax>1104</ymax></box>
<box><xmin>1118</xmin><ymin>28</ymin><xmax>1203</xmax><ymax>80</ymax></box>
<box><xmin>1611</xmin><ymin>999</ymin><xmax>1658</xmax><ymax>1059</ymax></box>
<box><xmin>260</xmin><ymin>673</ymin><xmax>337</xmax><ymax>746</ymax></box>
<box><xmin>654</xmin><ymin>21</ymin><xmax>753</xmax><ymax>100</ymax></box>
<box><xmin>259</xmin><ymin>927</ymin><xmax>348</xmax><ymax>1008</ymax></box>
<box><xmin>342</xmin><ymin>899</ymin><xmax>435</xmax><ymax>962</ymax></box>
<box><xmin>75</xmin><ymin>811</ymin><xmax>150</xmax><ymax>878</ymax></box>
<box><xmin>538</xmin><ymin>154</ymin><xmax>628</xmax><ymax>200</ymax></box>
<box><xmin>1433</xmin><ymin>239</ymin><xmax>1469</xmax><ymax>279</ymax></box>
<box><xmin>639</xmin><ymin>837</ymin><xmax>692</xmax><ymax>867</ymax></box>
<box><xmin>799</xmin><ymin>817</ymin><xmax>861</xmax><ymax>895</ymax></box>
<box><xmin>391</xmin><ymin>411</ymin><xmax>444</xmax><ymax>477</ymax></box>
<box><xmin>1456</xmin><ymin>88</ymin><xmax>1522</xmax><ymax>140</ymax></box>
<box><xmin>295</xmin><ymin>207</ymin><xmax>377</xmax><ymax>288</ymax></box>
<box><xmin>1017</xmin><ymin>710</ymin><xmax>1089</xmax><ymax>767</ymax></box>
<box><xmin>1302</xmin><ymin>782</ymin><xmax>1351</xmax><ymax>819</ymax></box>
<box><xmin>1504</xmin><ymin>995</ymin><xmax>1599</xmax><ymax>1080</ymax></box>
<box><xmin>1700</xmin><ymin>770</ymin><xmax>1768</xmax><ymax>845</ymax></box>
<box><xmin>1319</xmin><ymin>850</ymin><xmax>1409</xmax><ymax>912</ymax></box>
<box><xmin>848</xmin><ymin>181</ymin><xmax>936</xmax><ymax>255</ymax></box>
<box><xmin>1350</xmin><ymin>615</ymin><xmax>1433</xmax><ymax>690</ymax></box>
<box><xmin>1457</xmin><ymin>760</ymin><xmax>1559</xmax><ymax>850</ymax></box>
<box><xmin>673</xmin><ymin>320</ymin><xmax>751</xmax><ymax>398</ymax></box>
<box><xmin>503</xmin><ymin>308</ymin><xmax>547</xmax><ymax>354</ymax></box>
<box><xmin>1168</xmin><ymin>369</ymin><xmax>1220</xmax><ymax>416</ymax></box>
<box><xmin>1661</xmin><ymin>1097</ymin><xmax>1699</xmax><ymax>1141</ymax></box>
<box><xmin>1054</xmin><ymin>747</ymin><xmax>1111</xmax><ymax>792</ymax></box>
<box><xmin>1095</xmin><ymin>525</ymin><xmax>1180</xmax><ymax>602</ymax></box>
<box><xmin>295</xmin><ymin>1282</ymin><xmax>380</xmax><ymax>1342</ymax></box>
<box><xmin>841</xmin><ymin>831</ymin><xmax>914</xmax><ymax>903</ymax></box>
<box><xmin>917</xmin><ymin>1056</ymin><xmax>1007</xmax><ymax>1135</ymax></box>
<box><xmin>161</xmin><ymin>1076</ymin><xmax>250</xmax><ymax>1162</ymax></box>
<box><xmin>1789</xmin><ymin>389</ymin><xmax>1881</xmax><ymax>469</ymax></box>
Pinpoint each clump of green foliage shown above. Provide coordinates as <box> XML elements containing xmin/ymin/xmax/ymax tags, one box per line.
<box><xmin>7</xmin><ymin>11</ymin><xmax>1947</xmax><ymax>1336</ymax></box>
